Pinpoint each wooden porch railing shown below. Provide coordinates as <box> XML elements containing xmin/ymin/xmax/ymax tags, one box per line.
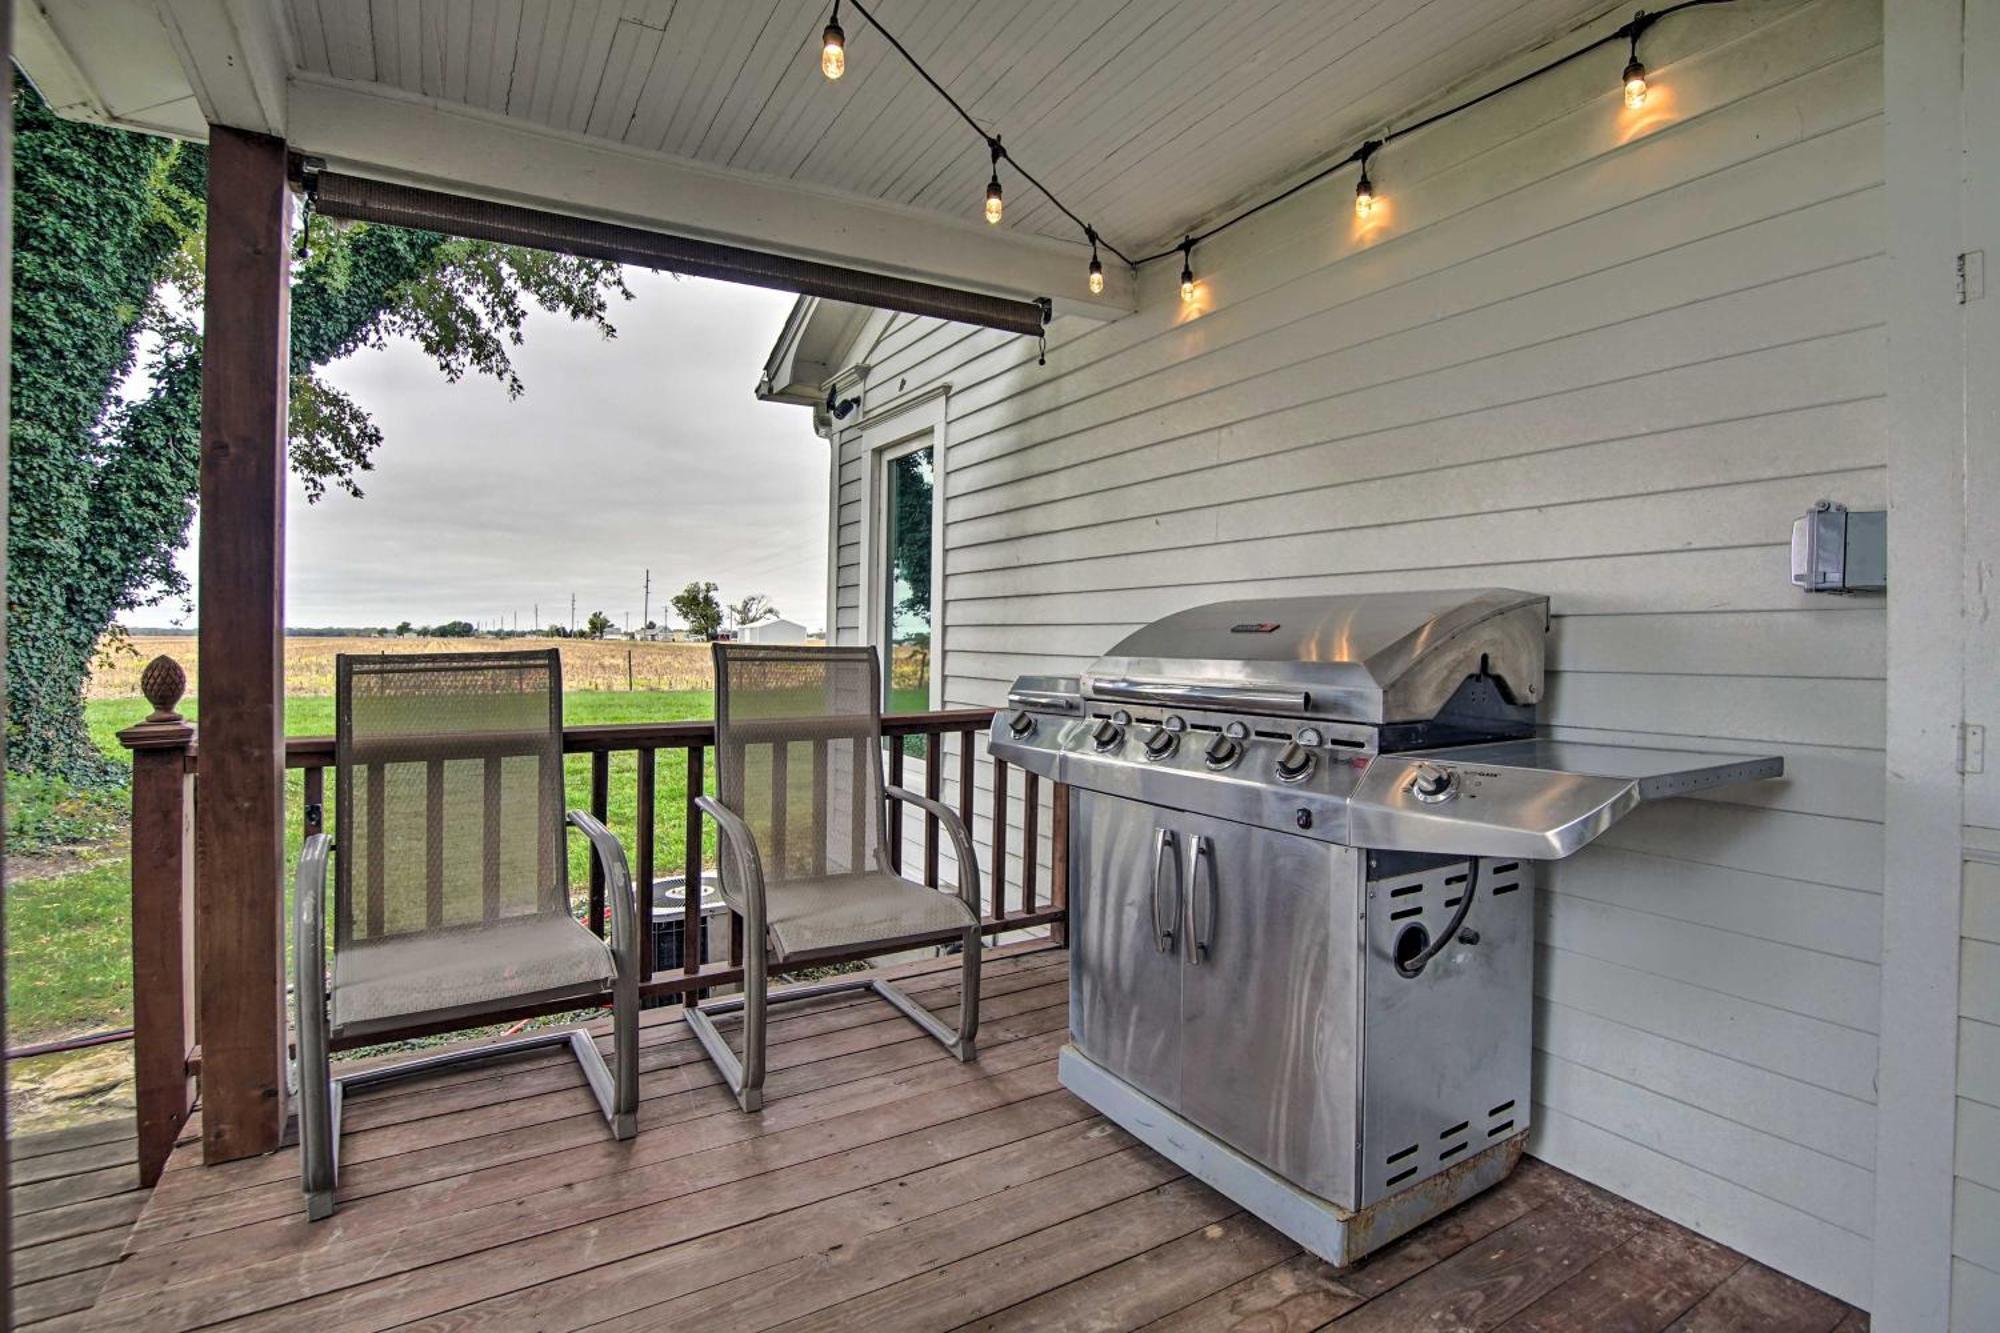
<box><xmin>121</xmin><ymin>664</ymin><xmax>1068</xmax><ymax>1187</ymax></box>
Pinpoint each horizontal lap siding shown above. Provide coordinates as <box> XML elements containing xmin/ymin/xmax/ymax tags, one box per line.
<box><xmin>1957</xmin><ymin>855</ymin><xmax>2000</xmax><ymax>1328</ymax></box>
<box><xmin>823</xmin><ymin>0</ymin><xmax>1881</xmax><ymax>1305</ymax></box>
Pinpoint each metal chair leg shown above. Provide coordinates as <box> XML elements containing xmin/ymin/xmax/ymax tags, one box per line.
<box><xmin>610</xmin><ymin>961</ymin><xmax>640</xmax><ymax>1140</ymax></box>
<box><xmin>956</xmin><ymin>925</ymin><xmax>981</xmax><ymax>1062</ymax></box>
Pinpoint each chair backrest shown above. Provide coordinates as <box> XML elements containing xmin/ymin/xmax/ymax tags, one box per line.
<box><xmin>711</xmin><ymin>644</ymin><xmax>886</xmax><ymax>886</ymax></box>
<box><xmin>334</xmin><ymin>650</ymin><xmax>567</xmax><ymax>948</ymax></box>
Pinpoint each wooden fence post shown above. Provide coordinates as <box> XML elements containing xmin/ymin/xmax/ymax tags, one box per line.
<box><xmin>120</xmin><ymin>657</ymin><xmax>197</xmax><ymax>1187</ymax></box>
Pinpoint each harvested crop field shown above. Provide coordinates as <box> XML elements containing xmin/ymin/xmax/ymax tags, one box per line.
<box><xmin>91</xmin><ymin>635</ymin><xmax>717</xmax><ymax>699</ymax></box>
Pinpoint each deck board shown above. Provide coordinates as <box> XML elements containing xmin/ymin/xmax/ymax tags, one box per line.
<box><xmin>53</xmin><ymin>943</ymin><xmax>1864</xmax><ymax>1332</ymax></box>
<box><xmin>7</xmin><ymin>1121</ymin><xmax>144</xmax><ymax>1331</ymax></box>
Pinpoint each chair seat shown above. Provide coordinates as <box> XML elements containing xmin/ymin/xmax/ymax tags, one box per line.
<box><xmin>763</xmin><ymin>871</ymin><xmax>979</xmax><ymax>962</ymax></box>
<box><xmin>331</xmin><ymin>913</ymin><xmax>616</xmax><ymax>1038</ymax></box>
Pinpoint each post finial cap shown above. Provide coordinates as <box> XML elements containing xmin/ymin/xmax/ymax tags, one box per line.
<box><xmin>140</xmin><ymin>655</ymin><xmax>187</xmax><ymax>723</ymax></box>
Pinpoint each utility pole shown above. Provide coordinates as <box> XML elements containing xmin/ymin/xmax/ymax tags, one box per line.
<box><xmin>570</xmin><ymin>593</ymin><xmax>576</xmax><ymax>635</ymax></box>
<box><xmin>643</xmin><ymin>568</ymin><xmax>651</xmax><ymax>630</ymax></box>
<box><xmin>533</xmin><ymin>602</ymin><xmax>539</xmax><ymax>631</ymax></box>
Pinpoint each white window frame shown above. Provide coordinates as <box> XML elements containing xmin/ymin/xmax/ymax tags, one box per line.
<box><xmin>857</xmin><ymin>388</ymin><xmax>948</xmax><ymax>713</ymax></box>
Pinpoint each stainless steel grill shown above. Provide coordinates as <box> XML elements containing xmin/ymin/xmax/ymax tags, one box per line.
<box><xmin>991</xmin><ymin>588</ymin><xmax>1782</xmax><ymax>1266</ymax></box>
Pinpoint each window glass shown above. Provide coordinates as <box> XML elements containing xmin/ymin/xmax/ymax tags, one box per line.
<box><xmin>884</xmin><ymin>446</ymin><xmax>933</xmax><ymax>719</ymax></box>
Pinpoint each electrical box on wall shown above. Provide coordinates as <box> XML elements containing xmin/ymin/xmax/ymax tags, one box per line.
<box><xmin>1791</xmin><ymin>501</ymin><xmax>1886</xmax><ymax>594</ymax></box>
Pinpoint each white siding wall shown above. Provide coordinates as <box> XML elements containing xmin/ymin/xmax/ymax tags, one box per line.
<box><xmin>825</xmin><ymin>0</ymin><xmax>1882</xmax><ymax>1304</ymax></box>
<box><xmin>1958</xmin><ymin>857</ymin><xmax>2000</xmax><ymax>1329</ymax></box>
<box><xmin>1954</xmin><ymin>0</ymin><xmax>2000</xmax><ymax>1322</ymax></box>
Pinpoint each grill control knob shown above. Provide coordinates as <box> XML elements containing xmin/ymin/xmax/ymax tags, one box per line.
<box><xmin>1007</xmin><ymin>710</ymin><xmax>1036</xmax><ymax>738</ymax></box>
<box><xmin>1204</xmin><ymin>734</ymin><xmax>1243</xmax><ymax>770</ymax></box>
<box><xmin>1275</xmin><ymin>741</ymin><xmax>1317</xmax><ymax>784</ymax></box>
<box><xmin>1091</xmin><ymin>718</ymin><xmax>1124</xmax><ymax>752</ymax></box>
<box><xmin>1142</xmin><ymin>726</ymin><xmax>1178</xmax><ymax>760</ymax></box>
<box><xmin>1410</xmin><ymin>763</ymin><xmax>1457</xmax><ymax>803</ymax></box>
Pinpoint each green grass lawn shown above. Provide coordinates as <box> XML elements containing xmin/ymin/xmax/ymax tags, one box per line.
<box><xmin>9</xmin><ymin>686</ymin><xmax>940</xmax><ymax>1044</ymax></box>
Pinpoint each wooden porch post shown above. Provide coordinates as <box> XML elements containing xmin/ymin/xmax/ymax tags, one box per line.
<box><xmin>120</xmin><ymin>660</ymin><xmax>197</xmax><ymax>1186</ymax></box>
<box><xmin>195</xmin><ymin>125</ymin><xmax>291</xmax><ymax>1163</ymax></box>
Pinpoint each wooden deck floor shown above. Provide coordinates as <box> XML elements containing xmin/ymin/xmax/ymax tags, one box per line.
<box><xmin>9</xmin><ymin>1119</ymin><xmax>149</xmax><ymax>1329</ymax></box>
<box><xmin>65</xmin><ymin>944</ymin><xmax>1864</xmax><ymax>1331</ymax></box>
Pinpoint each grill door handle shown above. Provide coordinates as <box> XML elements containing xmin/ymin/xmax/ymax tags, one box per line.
<box><xmin>1150</xmin><ymin>828</ymin><xmax>1181</xmax><ymax>954</ymax></box>
<box><xmin>1190</xmin><ymin>835</ymin><xmax>1217</xmax><ymax>963</ymax></box>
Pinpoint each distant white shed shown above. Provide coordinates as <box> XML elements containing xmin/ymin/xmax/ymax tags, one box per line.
<box><xmin>734</xmin><ymin>617</ymin><xmax>809</xmax><ymax>645</ymax></box>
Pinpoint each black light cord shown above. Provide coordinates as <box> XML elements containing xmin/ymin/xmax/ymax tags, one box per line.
<box><xmin>842</xmin><ymin>0</ymin><xmax>1137</xmax><ymax>268</ymax></box>
<box><xmin>1129</xmin><ymin>0</ymin><xmax>1736</xmax><ymax>268</ymax></box>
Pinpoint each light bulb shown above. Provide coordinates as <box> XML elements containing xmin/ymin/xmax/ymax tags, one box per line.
<box><xmin>1088</xmin><ymin>256</ymin><xmax>1104</xmax><ymax>295</ymax></box>
<box><xmin>1354</xmin><ymin>173</ymin><xmax>1375</xmax><ymax>219</ymax></box>
<box><xmin>985</xmin><ymin>175</ymin><xmax>1004</xmax><ymax>225</ymax></box>
<box><xmin>821</xmin><ymin>21</ymin><xmax>845</xmax><ymax>79</ymax></box>
<box><xmin>1623</xmin><ymin>57</ymin><xmax>1647</xmax><ymax>109</ymax></box>
<box><xmin>1179</xmin><ymin>265</ymin><xmax>1195</xmax><ymax>304</ymax></box>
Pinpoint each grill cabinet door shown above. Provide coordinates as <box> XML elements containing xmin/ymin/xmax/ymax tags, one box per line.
<box><xmin>1069</xmin><ymin>791</ymin><xmax>1183</xmax><ymax>1111</ymax></box>
<box><xmin>1177</xmin><ymin>812</ymin><xmax>1363</xmax><ymax>1207</ymax></box>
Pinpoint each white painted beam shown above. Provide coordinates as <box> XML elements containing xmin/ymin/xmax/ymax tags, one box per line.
<box><xmin>283</xmin><ymin>74</ymin><xmax>1136</xmax><ymax>320</ymax></box>
<box><xmin>155</xmin><ymin>0</ymin><xmax>291</xmax><ymax>138</ymax></box>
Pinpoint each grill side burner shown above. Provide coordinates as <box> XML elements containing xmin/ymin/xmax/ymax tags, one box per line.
<box><xmin>992</xmin><ymin>588</ymin><xmax>1782</xmax><ymax>1267</ymax></box>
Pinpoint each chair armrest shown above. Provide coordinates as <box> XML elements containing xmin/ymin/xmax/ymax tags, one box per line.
<box><xmin>883</xmin><ymin>785</ymin><xmax>983</xmax><ymax>917</ymax></box>
<box><xmin>293</xmin><ymin>834</ymin><xmax>334</xmax><ymax>1194</ymax></box>
<box><xmin>694</xmin><ymin>795</ymin><xmax>767</xmax><ymax>929</ymax></box>
<box><xmin>567</xmin><ymin>810</ymin><xmax>641</xmax><ymax>973</ymax></box>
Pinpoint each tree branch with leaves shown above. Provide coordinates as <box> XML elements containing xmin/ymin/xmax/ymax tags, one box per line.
<box><xmin>6</xmin><ymin>77</ymin><xmax>631</xmax><ymax>778</ymax></box>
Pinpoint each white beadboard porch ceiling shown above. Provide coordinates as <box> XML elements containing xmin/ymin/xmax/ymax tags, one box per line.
<box><xmin>282</xmin><ymin>0</ymin><xmax>1621</xmax><ymax>254</ymax></box>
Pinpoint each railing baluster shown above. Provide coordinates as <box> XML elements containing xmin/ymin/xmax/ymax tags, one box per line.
<box><xmin>1022</xmin><ymin>771</ymin><xmax>1041</xmax><ymax>917</ymax></box>
<box><xmin>771</xmin><ymin>741</ymin><xmax>790</xmax><ymax>878</ymax></box>
<box><xmin>366</xmin><ymin>762</ymin><xmax>386</xmax><ymax>937</ymax></box>
<box><xmin>958</xmin><ymin>729</ymin><xmax>975</xmax><ymax>904</ymax></box>
<box><xmin>685</xmin><ymin>745</ymin><xmax>711</xmax><ymax>989</ymax></box>
<box><xmin>636</xmin><ymin>748</ymin><xmax>655</xmax><ymax>981</ymax></box>
<box><xmin>887</xmin><ymin>740</ymin><xmax>905</xmax><ymax>873</ymax></box>
<box><xmin>425</xmin><ymin>759</ymin><xmax>446</xmax><ymax>928</ymax></box>
<box><xmin>850</xmin><ymin>735</ymin><xmax>867</xmax><ymax>870</ymax></box>
<box><xmin>482</xmin><ymin>757</ymin><xmax>502</xmax><ymax>921</ymax></box>
<box><xmin>991</xmin><ymin>757</ymin><xmax>1008</xmax><ymax>921</ymax></box>
<box><xmin>923</xmin><ymin>725</ymin><xmax>942</xmax><ymax>889</ymax></box>
<box><xmin>1051</xmin><ymin>781</ymin><xmax>1071</xmax><ymax>946</ymax></box>
<box><xmin>811</xmin><ymin>739</ymin><xmax>829</xmax><ymax>877</ymax></box>
<box><xmin>589</xmin><ymin>750</ymin><xmax>609</xmax><ymax>936</ymax></box>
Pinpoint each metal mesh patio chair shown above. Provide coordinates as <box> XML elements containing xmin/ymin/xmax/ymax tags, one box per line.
<box><xmin>687</xmin><ymin>644</ymin><xmax>981</xmax><ymax>1111</ymax></box>
<box><xmin>293</xmin><ymin>650</ymin><xmax>638</xmax><ymax>1219</ymax></box>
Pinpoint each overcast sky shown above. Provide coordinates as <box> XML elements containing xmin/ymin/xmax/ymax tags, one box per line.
<box><xmin>134</xmin><ymin>271</ymin><xmax>829</xmax><ymax>634</ymax></box>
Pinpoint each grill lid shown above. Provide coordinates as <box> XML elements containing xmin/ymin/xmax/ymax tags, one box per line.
<box><xmin>1081</xmin><ymin>589</ymin><xmax>1548</xmax><ymax>725</ymax></box>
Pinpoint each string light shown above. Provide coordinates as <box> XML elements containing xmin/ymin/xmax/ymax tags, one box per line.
<box><xmin>1622</xmin><ymin>55</ymin><xmax>1648</xmax><ymax>107</ymax></box>
<box><xmin>810</xmin><ymin>0</ymin><xmax>1735</xmax><ymax>326</ymax></box>
<box><xmin>821</xmin><ymin>1</ymin><xmax>845</xmax><ymax>80</ymax></box>
<box><xmin>1622</xmin><ymin>9</ymin><xmax>1651</xmax><ymax>108</ymax></box>
<box><xmin>984</xmin><ymin>139</ymin><xmax>1005</xmax><ymax>225</ymax></box>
